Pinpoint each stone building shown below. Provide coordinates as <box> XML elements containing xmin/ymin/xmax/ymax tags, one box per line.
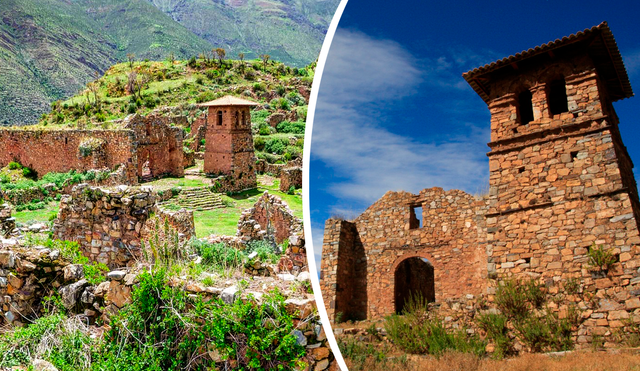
<box><xmin>321</xmin><ymin>22</ymin><xmax>640</xmax><ymax>339</ymax></box>
<box><xmin>200</xmin><ymin>96</ymin><xmax>258</xmax><ymax>192</ymax></box>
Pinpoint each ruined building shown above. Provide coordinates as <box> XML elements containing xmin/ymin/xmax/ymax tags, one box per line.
<box><xmin>321</xmin><ymin>22</ymin><xmax>640</xmax><ymax>340</ymax></box>
<box><xmin>0</xmin><ymin>96</ymin><xmax>259</xmax><ymax>191</ymax></box>
<box><xmin>200</xmin><ymin>96</ymin><xmax>258</xmax><ymax>192</ymax></box>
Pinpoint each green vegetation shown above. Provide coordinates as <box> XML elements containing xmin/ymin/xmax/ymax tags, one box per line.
<box><xmin>385</xmin><ymin>295</ymin><xmax>486</xmax><ymax>356</ymax></box>
<box><xmin>587</xmin><ymin>244</ymin><xmax>618</xmax><ymax>272</ymax></box>
<box><xmin>478</xmin><ymin>278</ymin><xmax>580</xmax><ymax>355</ymax></box>
<box><xmin>0</xmin><ymin>270</ymin><xmax>306</xmax><ymax>370</ymax></box>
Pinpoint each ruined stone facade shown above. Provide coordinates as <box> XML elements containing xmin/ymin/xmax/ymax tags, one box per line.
<box><xmin>202</xmin><ymin>96</ymin><xmax>258</xmax><ymax>192</ymax></box>
<box><xmin>321</xmin><ymin>23</ymin><xmax>640</xmax><ymax>345</ymax></box>
<box><xmin>0</xmin><ymin>113</ymin><xmax>185</xmax><ymax>184</ymax></box>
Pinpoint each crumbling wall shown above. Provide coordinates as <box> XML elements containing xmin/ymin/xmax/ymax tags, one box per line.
<box><xmin>53</xmin><ymin>184</ymin><xmax>156</xmax><ymax>267</ymax></box>
<box><xmin>0</xmin><ymin>129</ymin><xmax>138</xmax><ymax>183</ymax></box>
<box><xmin>280</xmin><ymin>167</ymin><xmax>302</xmax><ymax>192</ymax></box>
<box><xmin>237</xmin><ymin>191</ymin><xmax>302</xmax><ymax>245</ymax></box>
<box><xmin>123</xmin><ymin>114</ymin><xmax>185</xmax><ymax>179</ymax></box>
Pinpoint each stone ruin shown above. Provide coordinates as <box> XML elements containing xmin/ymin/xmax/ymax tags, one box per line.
<box><xmin>53</xmin><ymin>184</ymin><xmax>194</xmax><ymax>268</ymax></box>
<box><xmin>321</xmin><ymin>22</ymin><xmax>640</xmax><ymax>347</ymax></box>
<box><xmin>0</xmin><ymin>204</ymin><xmax>15</xmax><ymax>238</ymax></box>
<box><xmin>0</xmin><ymin>95</ymin><xmax>261</xmax><ymax>193</ymax></box>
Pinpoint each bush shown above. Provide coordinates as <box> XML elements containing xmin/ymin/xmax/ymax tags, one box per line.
<box><xmin>246</xmin><ymin>239</ymin><xmax>281</xmax><ymax>263</ymax></box>
<box><xmin>95</xmin><ymin>270</ymin><xmax>305</xmax><ymax>370</ymax></box>
<box><xmin>264</xmin><ymin>138</ymin><xmax>288</xmax><ymax>155</ymax></box>
<box><xmin>258</xmin><ymin>123</ymin><xmax>272</xmax><ymax>135</ymax></box>
<box><xmin>196</xmin><ymin>91</ymin><xmax>215</xmax><ymax>103</ymax></box>
<box><xmin>7</xmin><ymin>161</ymin><xmax>22</xmax><ymax>170</ymax></box>
<box><xmin>251</xmin><ymin>110</ymin><xmax>270</xmax><ymax>124</ymax></box>
<box><xmin>276</xmin><ymin>121</ymin><xmax>305</xmax><ymax>134</ymax></box>
<box><xmin>191</xmin><ymin>240</ymin><xmax>246</xmax><ymax>270</ymax></box>
<box><xmin>494</xmin><ymin>279</ymin><xmax>545</xmax><ymax>320</ymax></box>
<box><xmin>22</xmin><ymin>166</ymin><xmax>37</xmax><ymax>180</ymax></box>
<box><xmin>587</xmin><ymin>244</ymin><xmax>617</xmax><ymax>271</ymax></box>
<box><xmin>385</xmin><ymin>295</ymin><xmax>485</xmax><ymax>356</ymax></box>
<box><xmin>254</xmin><ymin>136</ymin><xmax>266</xmax><ymax>151</ymax></box>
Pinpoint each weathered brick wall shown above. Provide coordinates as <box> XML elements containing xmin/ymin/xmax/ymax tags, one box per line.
<box><xmin>237</xmin><ymin>191</ymin><xmax>302</xmax><ymax>245</ymax></box>
<box><xmin>320</xmin><ymin>219</ymin><xmax>367</xmax><ymax>322</ymax></box>
<box><xmin>0</xmin><ymin>129</ymin><xmax>138</xmax><ymax>182</ymax></box>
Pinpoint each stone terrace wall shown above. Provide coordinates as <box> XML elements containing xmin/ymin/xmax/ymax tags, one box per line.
<box><xmin>53</xmin><ymin>184</ymin><xmax>157</xmax><ymax>268</ymax></box>
<box><xmin>0</xmin><ymin>129</ymin><xmax>138</xmax><ymax>183</ymax></box>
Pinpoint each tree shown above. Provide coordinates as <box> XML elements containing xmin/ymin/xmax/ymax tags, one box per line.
<box><xmin>127</xmin><ymin>70</ymin><xmax>150</xmax><ymax>100</ymax></box>
<box><xmin>238</xmin><ymin>52</ymin><xmax>245</xmax><ymax>72</ymax></box>
<box><xmin>127</xmin><ymin>53</ymin><xmax>135</xmax><ymax>68</ymax></box>
<box><xmin>259</xmin><ymin>54</ymin><xmax>270</xmax><ymax>71</ymax></box>
<box><xmin>216</xmin><ymin>48</ymin><xmax>226</xmax><ymax>66</ymax></box>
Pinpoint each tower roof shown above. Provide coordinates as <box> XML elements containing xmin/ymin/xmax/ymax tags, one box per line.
<box><xmin>198</xmin><ymin>95</ymin><xmax>259</xmax><ymax>107</ymax></box>
<box><xmin>463</xmin><ymin>22</ymin><xmax>633</xmax><ymax>104</ymax></box>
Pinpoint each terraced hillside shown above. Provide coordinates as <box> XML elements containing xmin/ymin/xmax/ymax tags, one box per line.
<box><xmin>0</xmin><ymin>0</ymin><xmax>339</xmax><ymax>126</ymax></box>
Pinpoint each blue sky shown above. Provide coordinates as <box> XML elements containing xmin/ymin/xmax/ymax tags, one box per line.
<box><xmin>308</xmin><ymin>0</ymin><xmax>640</xmax><ymax>266</ymax></box>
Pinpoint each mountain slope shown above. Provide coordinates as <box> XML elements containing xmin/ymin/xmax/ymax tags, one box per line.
<box><xmin>0</xmin><ymin>0</ymin><xmax>211</xmax><ymax>126</ymax></box>
<box><xmin>146</xmin><ymin>0</ymin><xmax>339</xmax><ymax>67</ymax></box>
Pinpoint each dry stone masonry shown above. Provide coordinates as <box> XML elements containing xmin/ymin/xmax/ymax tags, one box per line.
<box><xmin>321</xmin><ymin>22</ymin><xmax>640</xmax><ymax>347</ymax></box>
<box><xmin>53</xmin><ymin>184</ymin><xmax>194</xmax><ymax>268</ymax></box>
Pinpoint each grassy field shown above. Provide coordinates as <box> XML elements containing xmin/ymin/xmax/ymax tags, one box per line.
<box><xmin>11</xmin><ymin>201</ymin><xmax>59</xmax><ymax>225</ymax></box>
<box><xmin>194</xmin><ymin>179</ymin><xmax>302</xmax><ymax>238</ymax></box>
<box><xmin>342</xmin><ymin>349</ymin><xmax>640</xmax><ymax>371</ymax></box>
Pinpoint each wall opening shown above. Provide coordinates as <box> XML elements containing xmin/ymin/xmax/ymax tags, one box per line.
<box><xmin>217</xmin><ymin>111</ymin><xmax>223</xmax><ymax>126</ymax></box>
<box><xmin>235</xmin><ymin>110</ymin><xmax>240</xmax><ymax>127</ymax></box>
<box><xmin>548</xmin><ymin>78</ymin><xmax>568</xmax><ymax>115</ymax></box>
<box><xmin>518</xmin><ymin>90</ymin><xmax>534</xmax><ymax>125</ymax></box>
<box><xmin>242</xmin><ymin>111</ymin><xmax>247</xmax><ymax>126</ymax></box>
<box><xmin>394</xmin><ymin>257</ymin><xmax>435</xmax><ymax>314</ymax></box>
<box><xmin>409</xmin><ymin>205</ymin><xmax>423</xmax><ymax>229</ymax></box>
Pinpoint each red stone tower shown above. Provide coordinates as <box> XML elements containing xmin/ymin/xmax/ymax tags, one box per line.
<box><xmin>463</xmin><ymin>22</ymin><xmax>640</xmax><ymax>281</ymax></box>
<box><xmin>200</xmin><ymin>96</ymin><xmax>258</xmax><ymax>192</ymax></box>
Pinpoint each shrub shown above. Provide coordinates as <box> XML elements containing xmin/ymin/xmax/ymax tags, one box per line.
<box><xmin>494</xmin><ymin>278</ymin><xmax>545</xmax><ymax>320</ymax></box>
<box><xmin>276</xmin><ymin>120</ymin><xmax>305</xmax><ymax>134</ymax></box>
<box><xmin>95</xmin><ymin>270</ymin><xmax>305</xmax><ymax>370</ymax></box>
<box><xmin>385</xmin><ymin>295</ymin><xmax>485</xmax><ymax>356</ymax></box>
<box><xmin>0</xmin><ymin>174</ymin><xmax>9</xmax><ymax>184</ymax></box>
<box><xmin>275</xmin><ymin>85</ymin><xmax>286</xmax><ymax>96</ymax></box>
<box><xmin>22</xmin><ymin>166</ymin><xmax>37</xmax><ymax>180</ymax></box>
<box><xmin>252</xmin><ymin>82</ymin><xmax>265</xmax><ymax>92</ymax></box>
<box><xmin>287</xmin><ymin>186</ymin><xmax>296</xmax><ymax>195</ymax></box>
<box><xmin>258</xmin><ymin>123</ymin><xmax>272</xmax><ymax>135</ymax></box>
<box><xmin>251</xmin><ymin>110</ymin><xmax>270</xmax><ymax>124</ymax></box>
<box><xmin>246</xmin><ymin>239</ymin><xmax>280</xmax><ymax>263</ymax></box>
<box><xmin>196</xmin><ymin>91</ymin><xmax>215</xmax><ymax>103</ymax></box>
<box><xmin>476</xmin><ymin>312</ymin><xmax>512</xmax><ymax>358</ymax></box>
<box><xmin>7</xmin><ymin>161</ymin><xmax>22</xmax><ymax>170</ymax></box>
<box><xmin>264</xmin><ymin>138</ymin><xmax>288</xmax><ymax>155</ymax></box>
<box><xmin>254</xmin><ymin>136</ymin><xmax>266</xmax><ymax>151</ymax></box>
<box><xmin>191</xmin><ymin>240</ymin><xmax>245</xmax><ymax>270</ymax></box>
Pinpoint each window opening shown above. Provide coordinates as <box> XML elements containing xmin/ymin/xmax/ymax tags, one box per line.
<box><xmin>548</xmin><ymin>79</ymin><xmax>569</xmax><ymax>115</ymax></box>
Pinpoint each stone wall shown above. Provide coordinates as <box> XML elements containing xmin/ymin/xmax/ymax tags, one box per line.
<box><xmin>123</xmin><ymin>114</ymin><xmax>185</xmax><ymax>179</ymax></box>
<box><xmin>52</xmin><ymin>184</ymin><xmax>195</xmax><ymax>268</ymax></box>
<box><xmin>280</xmin><ymin>167</ymin><xmax>302</xmax><ymax>192</ymax></box>
<box><xmin>0</xmin><ymin>128</ymin><xmax>138</xmax><ymax>183</ymax></box>
<box><xmin>237</xmin><ymin>191</ymin><xmax>303</xmax><ymax>245</ymax></box>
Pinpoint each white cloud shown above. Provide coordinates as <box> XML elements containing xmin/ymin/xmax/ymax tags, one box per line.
<box><xmin>312</xmin><ymin>29</ymin><xmax>489</xmax><ymax>208</ymax></box>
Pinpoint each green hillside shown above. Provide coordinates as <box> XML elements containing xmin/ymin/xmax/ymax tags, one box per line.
<box><xmin>0</xmin><ymin>0</ymin><xmax>212</xmax><ymax>127</ymax></box>
<box><xmin>146</xmin><ymin>0</ymin><xmax>339</xmax><ymax>68</ymax></box>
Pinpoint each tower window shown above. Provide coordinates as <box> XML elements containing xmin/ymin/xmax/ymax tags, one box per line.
<box><xmin>518</xmin><ymin>90</ymin><xmax>534</xmax><ymax>125</ymax></box>
<box><xmin>548</xmin><ymin>78</ymin><xmax>568</xmax><ymax>115</ymax></box>
<box><xmin>217</xmin><ymin>111</ymin><xmax>223</xmax><ymax>126</ymax></box>
<box><xmin>235</xmin><ymin>111</ymin><xmax>240</xmax><ymax>127</ymax></box>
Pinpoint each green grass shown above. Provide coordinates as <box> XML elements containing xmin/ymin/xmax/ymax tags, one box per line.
<box><xmin>145</xmin><ymin>177</ymin><xmax>208</xmax><ymax>189</ymax></box>
<box><xmin>12</xmin><ymin>201</ymin><xmax>59</xmax><ymax>225</ymax></box>
<box><xmin>193</xmin><ymin>183</ymin><xmax>301</xmax><ymax>238</ymax></box>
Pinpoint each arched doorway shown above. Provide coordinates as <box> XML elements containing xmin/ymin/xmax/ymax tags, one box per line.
<box><xmin>394</xmin><ymin>257</ymin><xmax>435</xmax><ymax>314</ymax></box>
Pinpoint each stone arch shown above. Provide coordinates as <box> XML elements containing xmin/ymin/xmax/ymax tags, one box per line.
<box><xmin>392</xmin><ymin>251</ymin><xmax>436</xmax><ymax>314</ymax></box>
